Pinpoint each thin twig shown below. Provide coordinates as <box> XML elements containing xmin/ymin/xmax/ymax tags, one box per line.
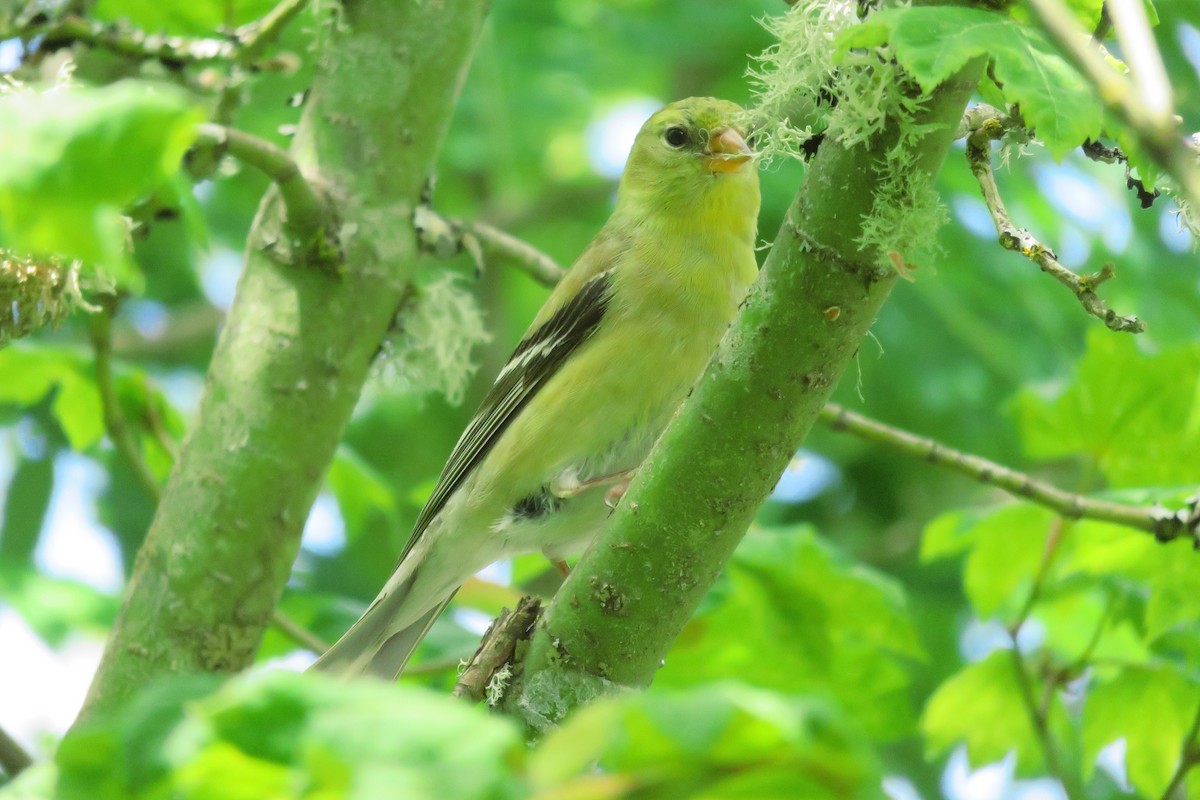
<box><xmin>820</xmin><ymin>403</ymin><xmax>1200</xmax><ymax>546</ymax></box>
<box><xmin>0</xmin><ymin>722</ymin><xmax>32</xmax><ymax>777</ymax></box>
<box><xmin>1027</xmin><ymin>0</ymin><xmax>1200</xmax><ymax>208</ymax></box>
<box><xmin>468</xmin><ymin>220</ymin><xmax>567</xmax><ymax>287</ymax></box>
<box><xmin>964</xmin><ymin>120</ymin><xmax>1145</xmax><ymax>334</ymax></box>
<box><xmin>270</xmin><ymin>608</ymin><xmax>331</xmax><ymax>655</ymax></box>
<box><xmin>452</xmin><ymin>596</ymin><xmax>541</xmax><ymax>704</ymax></box>
<box><xmin>1011</xmin><ymin>517</ymin><xmax>1068</xmax><ymax>635</ymax></box>
<box><xmin>236</xmin><ymin>0</ymin><xmax>310</xmax><ymax>67</ymax></box>
<box><xmin>414</xmin><ymin>205</ymin><xmax>566</xmax><ymax>287</ymax></box>
<box><xmin>1161</xmin><ymin>703</ymin><xmax>1200</xmax><ymax>800</ymax></box>
<box><xmin>88</xmin><ymin>304</ymin><xmax>161</xmax><ymax>503</ymax></box>
<box><xmin>193</xmin><ymin>123</ymin><xmax>328</xmax><ymax>240</ymax></box>
<box><xmin>1009</xmin><ymin>636</ymin><xmax>1082</xmax><ymax>799</ymax></box>
<box><xmin>8</xmin><ymin>0</ymin><xmax>307</xmax><ymax>69</ymax></box>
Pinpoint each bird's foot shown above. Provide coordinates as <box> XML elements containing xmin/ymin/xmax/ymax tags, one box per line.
<box><xmin>551</xmin><ymin>467</ymin><xmax>637</xmax><ymax>499</ymax></box>
<box><xmin>552</xmin><ymin>559</ymin><xmax>571</xmax><ymax>579</ymax></box>
<box><xmin>604</xmin><ymin>480</ymin><xmax>631</xmax><ymax>510</ymax></box>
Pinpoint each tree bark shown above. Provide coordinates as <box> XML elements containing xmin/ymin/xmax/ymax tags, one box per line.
<box><xmin>505</xmin><ymin>64</ymin><xmax>984</xmax><ymax>730</ymax></box>
<box><xmin>78</xmin><ymin>0</ymin><xmax>488</xmax><ymax>724</ymax></box>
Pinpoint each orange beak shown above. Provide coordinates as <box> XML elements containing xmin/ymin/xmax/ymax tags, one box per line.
<box><xmin>705</xmin><ymin>128</ymin><xmax>753</xmax><ymax>174</ymax></box>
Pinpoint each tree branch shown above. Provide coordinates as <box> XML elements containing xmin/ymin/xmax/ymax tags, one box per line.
<box><xmin>965</xmin><ymin>119</ymin><xmax>1145</xmax><ymax>334</ymax></box>
<box><xmin>9</xmin><ymin>0</ymin><xmax>308</xmax><ymax>69</ymax></box>
<box><xmin>1027</xmin><ymin>0</ymin><xmax>1200</xmax><ymax>208</ymax></box>
<box><xmin>193</xmin><ymin>123</ymin><xmax>330</xmax><ymax>245</ymax></box>
<box><xmin>820</xmin><ymin>403</ymin><xmax>1200</xmax><ymax>546</ymax></box>
<box><xmin>503</xmin><ymin>62</ymin><xmax>985</xmax><ymax>730</ymax></box>
<box><xmin>0</xmin><ymin>722</ymin><xmax>32</xmax><ymax>778</ymax></box>
<box><xmin>77</xmin><ymin>0</ymin><xmax>489</xmax><ymax>725</ymax></box>
<box><xmin>1008</xmin><ymin>635</ymin><xmax>1081</xmax><ymax>799</ymax></box>
<box><xmin>270</xmin><ymin>608</ymin><xmax>332</xmax><ymax>655</ymax></box>
<box><xmin>453</xmin><ymin>596</ymin><xmax>541</xmax><ymax>704</ymax></box>
<box><xmin>88</xmin><ymin>304</ymin><xmax>161</xmax><ymax>504</ymax></box>
<box><xmin>414</xmin><ymin>205</ymin><xmax>566</xmax><ymax>287</ymax></box>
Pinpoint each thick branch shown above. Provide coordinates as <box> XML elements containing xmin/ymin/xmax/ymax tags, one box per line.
<box><xmin>820</xmin><ymin>403</ymin><xmax>1199</xmax><ymax>545</ymax></box>
<box><xmin>78</xmin><ymin>0</ymin><xmax>488</xmax><ymax>725</ymax></box>
<box><xmin>965</xmin><ymin>121</ymin><xmax>1144</xmax><ymax>334</ymax></box>
<box><xmin>503</xmin><ymin>64</ymin><xmax>984</xmax><ymax>730</ymax></box>
<box><xmin>1028</xmin><ymin>0</ymin><xmax>1200</xmax><ymax>207</ymax></box>
<box><xmin>193</xmin><ymin>123</ymin><xmax>329</xmax><ymax>244</ymax></box>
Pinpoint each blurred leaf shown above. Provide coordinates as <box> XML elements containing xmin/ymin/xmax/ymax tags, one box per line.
<box><xmin>0</xmin><ymin>345</ymin><xmax>104</xmax><ymax>451</ymax></box>
<box><xmin>0</xmin><ymin>83</ymin><xmax>202</xmax><ymax>289</ymax></box>
<box><xmin>921</xmin><ymin>649</ymin><xmax>1067</xmax><ymax>774</ymax></box>
<box><xmin>962</xmin><ymin>504</ymin><xmax>1055</xmax><ymax>620</ymax></box>
<box><xmin>0</xmin><ymin>566</ymin><xmax>120</xmax><ymax>646</ymax></box>
<box><xmin>55</xmin><ymin>671</ymin><xmax>526</xmax><ymax>799</ymax></box>
<box><xmin>327</xmin><ymin>445</ymin><xmax>398</xmax><ymax>541</ymax></box>
<box><xmin>657</xmin><ymin>527</ymin><xmax>923</xmax><ymax>740</ymax></box>
<box><xmin>1015</xmin><ymin>330</ymin><xmax>1200</xmax><ymax>488</ymax></box>
<box><xmin>1082</xmin><ymin>664</ymin><xmax>1200</xmax><ymax>797</ymax></box>
<box><xmin>837</xmin><ymin>7</ymin><xmax>1103</xmax><ymax>158</ymax></box>
<box><xmin>0</xmin><ymin>450</ymin><xmax>55</xmax><ymax>564</ymax></box>
<box><xmin>531</xmin><ymin>683</ymin><xmax>883</xmax><ymax>800</ymax></box>
<box><xmin>92</xmin><ymin>0</ymin><xmax>281</xmax><ymax>34</ymax></box>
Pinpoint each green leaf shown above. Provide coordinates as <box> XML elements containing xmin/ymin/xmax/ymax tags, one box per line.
<box><xmin>56</xmin><ymin>671</ymin><xmax>526</xmax><ymax>800</ymax></box>
<box><xmin>1015</xmin><ymin>329</ymin><xmax>1200</xmax><ymax>488</ymax></box>
<box><xmin>961</xmin><ymin>504</ymin><xmax>1055</xmax><ymax>620</ymax></box>
<box><xmin>0</xmin><ymin>83</ymin><xmax>202</xmax><ymax>289</ymax></box>
<box><xmin>0</xmin><ymin>345</ymin><xmax>105</xmax><ymax>451</ymax></box>
<box><xmin>0</xmin><ymin>566</ymin><xmax>121</xmax><ymax>646</ymax></box>
<box><xmin>327</xmin><ymin>446</ymin><xmax>398</xmax><ymax>540</ymax></box>
<box><xmin>531</xmin><ymin>683</ymin><xmax>882</xmax><ymax>800</ymax></box>
<box><xmin>922</xmin><ymin>650</ymin><xmax>1067</xmax><ymax>773</ymax></box>
<box><xmin>837</xmin><ymin>7</ymin><xmax>1104</xmax><ymax>158</ymax></box>
<box><xmin>92</xmin><ymin>0</ymin><xmax>281</xmax><ymax>34</ymax></box>
<box><xmin>1082</xmin><ymin>665</ymin><xmax>1200</xmax><ymax>797</ymax></box>
<box><xmin>656</xmin><ymin>527</ymin><xmax>923</xmax><ymax>740</ymax></box>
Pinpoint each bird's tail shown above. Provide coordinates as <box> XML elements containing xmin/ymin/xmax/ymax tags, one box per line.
<box><xmin>308</xmin><ymin>563</ymin><xmax>454</xmax><ymax>680</ymax></box>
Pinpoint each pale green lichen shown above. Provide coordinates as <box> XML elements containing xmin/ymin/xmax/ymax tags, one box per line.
<box><xmin>374</xmin><ymin>273</ymin><xmax>490</xmax><ymax>405</ymax></box>
<box><xmin>1164</xmin><ymin>190</ymin><xmax>1200</xmax><ymax>249</ymax></box>
<box><xmin>484</xmin><ymin>663</ymin><xmax>512</xmax><ymax>708</ymax></box>
<box><xmin>0</xmin><ymin>252</ymin><xmax>96</xmax><ymax>347</ymax></box>
<box><xmin>751</xmin><ymin>0</ymin><xmax>950</xmax><ymax>274</ymax></box>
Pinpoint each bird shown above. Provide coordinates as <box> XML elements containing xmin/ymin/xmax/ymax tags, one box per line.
<box><xmin>311</xmin><ymin>96</ymin><xmax>761</xmax><ymax>679</ymax></box>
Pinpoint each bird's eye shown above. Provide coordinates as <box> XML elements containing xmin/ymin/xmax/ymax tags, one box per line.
<box><xmin>663</xmin><ymin>126</ymin><xmax>688</xmax><ymax>148</ymax></box>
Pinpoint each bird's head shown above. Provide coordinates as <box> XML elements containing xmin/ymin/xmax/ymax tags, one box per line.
<box><xmin>616</xmin><ymin>97</ymin><xmax>759</xmax><ymax>223</ymax></box>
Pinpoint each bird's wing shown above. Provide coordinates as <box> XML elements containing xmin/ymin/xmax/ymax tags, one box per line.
<box><xmin>398</xmin><ymin>268</ymin><xmax>615</xmax><ymax>563</ymax></box>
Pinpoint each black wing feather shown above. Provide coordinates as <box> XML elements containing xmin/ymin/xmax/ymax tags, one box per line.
<box><xmin>398</xmin><ymin>271</ymin><xmax>614</xmax><ymax>563</ymax></box>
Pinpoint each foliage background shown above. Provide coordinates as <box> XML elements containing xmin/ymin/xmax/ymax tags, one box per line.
<box><xmin>0</xmin><ymin>0</ymin><xmax>1199</xmax><ymax>797</ymax></box>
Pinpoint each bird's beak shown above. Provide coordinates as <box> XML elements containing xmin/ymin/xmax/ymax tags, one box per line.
<box><xmin>704</xmin><ymin>128</ymin><xmax>753</xmax><ymax>174</ymax></box>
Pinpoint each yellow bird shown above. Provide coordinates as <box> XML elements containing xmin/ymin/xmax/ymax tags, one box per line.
<box><xmin>312</xmin><ymin>97</ymin><xmax>760</xmax><ymax>679</ymax></box>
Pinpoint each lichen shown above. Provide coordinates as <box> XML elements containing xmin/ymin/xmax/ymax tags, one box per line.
<box><xmin>373</xmin><ymin>272</ymin><xmax>490</xmax><ymax>405</ymax></box>
<box><xmin>0</xmin><ymin>252</ymin><xmax>98</xmax><ymax>347</ymax></box>
<box><xmin>751</xmin><ymin>0</ymin><xmax>951</xmax><ymax>274</ymax></box>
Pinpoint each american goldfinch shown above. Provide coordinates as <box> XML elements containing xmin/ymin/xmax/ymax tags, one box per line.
<box><xmin>312</xmin><ymin>97</ymin><xmax>760</xmax><ymax>679</ymax></box>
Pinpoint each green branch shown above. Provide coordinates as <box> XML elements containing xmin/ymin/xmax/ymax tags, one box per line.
<box><xmin>1161</xmin><ymin>704</ymin><xmax>1200</xmax><ymax>800</ymax></box>
<box><xmin>77</xmin><ymin>0</ymin><xmax>489</xmax><ymax>725</ymax></box>
<box><xmin>965</xmin><ymin>118</ymin><xmax>1145</xmax><ymax>334</ymax></box>
<box><xmin>9</xmin><ymin>0</ymin><xmax>308</xmax><ymax>69</ymax></box>
<box><xmin>193</xmin><ymin>123</ymin><xmax>329</xmax><ymax>246</ymax></box>
<box><xmin>503</xmin><ymin>61</ymin><xmax>985</xmax><ymax>730</ymax></box>
<box><xmin>414</xmin><ymin>205</ymin><xmax>566</xmax><ymax>287</ymax></box>
<box><xmin>820</xmin><ymin>403</ymin><xmax>1199</xmax><ymax>545</ymax></box>
<box><xmin>87</xmin><ymin>304</ymin><xmax>161</xmax><ymax>504</ymax></box>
